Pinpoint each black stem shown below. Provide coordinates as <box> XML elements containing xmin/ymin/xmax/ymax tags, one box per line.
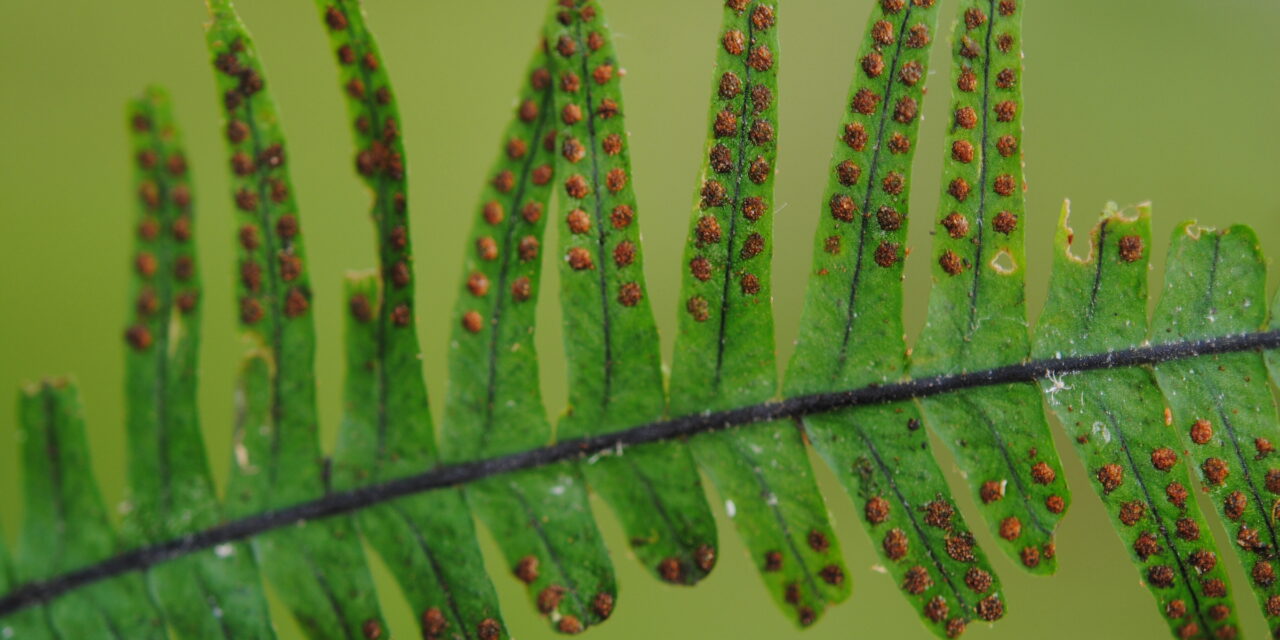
<box><xmin>3</xmin><ymin>329</ymin><xmax>1279</xmax><ymax>616</ymax></box>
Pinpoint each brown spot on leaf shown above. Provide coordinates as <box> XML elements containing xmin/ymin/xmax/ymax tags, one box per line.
<box><xmin>820</xmin><ymin>564</ymin><xmax>845</xmax><ymax>585</ymax></box>
<box><xmin>557</xmin><ymin>616</ymin><xmax>583</xmax><ymax>635</ymax></box>
<box><xmin>749</xmin><ymin>156</ymin><xmax>771</xmax><ymax>183</ymax></box>
<box><xmin>611</xmin><ymin>204</ymin><xmax>633</xmax><ymax>228</ymax></box>
<box><xmin>874</xmin><ymin>242</ymin><xmax>900</xmax><ymax>267</ymax></box>
<box><xmin>866</xmin><ymin>497</ymin><xmax>890</xmax><ymax>524</ymax></box>
<box><xmin>284</xmin><ymin>288</ymin><xmax>309</xmax><ymax>318</ymax></box>
<box><xmin>764</xmin><ymin>550</ymin><xmax>783</xmax><ymax>572</ymax></box>
<box><xmin>1134</xmin><ymin>532</ymin><xmax>1160</xmax><ymax>560</ymax></box>
<box><xmin>1098</xmin><ymin>464</ymin><xmax>1123</xmax><ymax>492</ymax></box>
<box><xmin>1046</xmin><ymin>495</ymin><xmax>1066</xmax><ymax>514</ymax></box>
<box><xmin>1119</xmin><ymin>501</ymin><xmax>1146</xmax><ymax>526</ymax></box>
<box><xmin>687</xmin><ymin>296</ymin><xmax>709</xmax><ymax>322</ymax></box>
<box><xmin>723</xmin><ymin>29</ymin><xmax>745</xmax><ymax>55</ymax></box>
<box><xmin>697</xmin><ymin>216</ymin><xmax>722</xmax><ymax>244</ymax></box>
<box><xmin>852</xmin><ymin>89</ymin><xmax>881</xmax><ymax>115</ymax></box>
<box><xmin>949</xmin><ymin>178</ymin><xmax>971</xmax><ymax>201</ymax></box>
<box><xmin>1167</xmin><ymin>482</ymin><xmax>1189</xmax><ymax>508</ymax></box>
<box><xmin>978</xmin><ymin>595</ymin><xmax>1004</xmax><ymax>622</ymax></box>
<box><xmin>992</xmin><ymin>211</ymin><xmax>1018</xmax><ymax>234</ymax></box>
<box><xmin>125</xmin><ymin>325</ymin><xmax>152</xmax><ymax>350</ymax></box>
<box><xmin>618</xmin><ymin>282</ymin><xmax>642</xmax><ymax>307</ymax></box>
<box><xmin>361</xmin><ymin>619</ymin><xmax>382</xmax><ymax>639</ymax></box>
<box><xmin>1256</xmin><ymin>561</ymin><xmax>1277</xmax><ymax>587</ymax></box>
<box><xmin>1202</xmin><ymin>458</ymin><xmax>1229</xmax><ymax>486</ymax></box>
<box><xmin>941</xmin><ymin>213</ymin><xmax>970</xmax><ymax>239</ymax></box>
<box><xmin>872</xmin><ymin>20</ymin><xmax>895</xmax><ymax>45</ymax></box>
<box><xmin>719</xmin><ymin>72</ymin><xmax>742</xmax><ymax>99</ymax></box>
<box><xmin>844</xmin><ymin>122</ymin><xmax>869</xmax><ymax>151</ymax></box>
<box><xmin>1031</xmin><ymin>462</ymin><xmax>1056</xmax><ymax>484</ymax></box>
<box><xmin>939</xmin><ymin>250</ymin><xmax>964</xmax><ymax>275</ymax></box>
<box><xmin>748</xmin><ymin>46</ymin><xmax>774</xmax><ymax>71</ymax></box>
<box><xmin>1203</xmin><ymin>578</ymin><xmax>1227</xmax><ymax>598</ymax></box>
<box><xmin>1147</xmin><ymin>565</ymin><xmax>1175</xmax><ymax>588</ymax></box>
<box><xmin>906</xmin><ymin>24</ymin><xmax>931</xmax><ymax>48</ymax></box>
<box><xmin>476</xmin><ymin>237</ymin><xmax>498</xmax><ymax>261</ymax></box>
<box><xmin>567</xmin><ymin>247</ymin><xmax>594</xmax><ymax>271</ymax></box>
<box><xmin>536</xmin><ymin>585</ymin><xmax>565</xmax><ymax>614</ymax></box>
<box><xmin>903</xmin><ymin>566</ymin><xmax>933</xmax><ymax>595</ymax></box>
<box><xmin>887</xmin><ymin>61</ymin><xmax>919</xmax><ymax>89</ymax></box>
<box><xmin>924</xmin><ymin>596</ymin><xmax>949</xmax><ymax>622</ymax></box>
<box><xmin>925</xmin><ymin>500</ymin><xmax>954</xmax><ymax>529</ymax></box>
<box><xmin>695</xmin><ymin>544</ymin><xmax>716</xmax><ymax>572</ymax></box>
<box><xmin>965</xmin><ymin>567</ymin><xmax>992</xmax><ymax>594</ymax></box>
<box><xmin>883</xmin><ymin>172</ymin><xmax>904</xmax><ymax>194</ymax></box>
<box><xmin>659</xmin><ymin>557</ymin><xmax>682</xmax><ymax>582</ymax></box>
<box><xmin>999</xmin><ymin>517</ymin><xmax>1022</xmax><ymax>540</ymax></box>
<box><xmin>1224</xmin><ymin>490</ymin><xmax>1246</xmax><ymax>519</ymax></box>
<box><xmin>1152</xmin><ymin>448</ymin><xmax>1178</xmax><ymax>471</ymax></box>
<box><xmin>946</xmin><ymin>533</ymin><xmax>976</xmax><ymax>562</ymax></box>
<box><xmin>862</xmin><ymin>52</ymin><xmax>884</xmax><ymax>78</ymax></box>
<box><xmin>565</xmin><ymin>174</ymin><xmax>589</xmax><ymax>199</ymax></box>
<box><xmin>980</xmin><ymin>480</ymin><xmax>1004</xmax><ymax>503</ymax></box>
<box><xmin>883</xmin><ymin>529</ymin><xmax>909</xmax><ymax>560</ymax></box>
<box><xmin>808</xmin><ymin>530</ymin><xmax>830</xmax><ymax>552</ymax></box>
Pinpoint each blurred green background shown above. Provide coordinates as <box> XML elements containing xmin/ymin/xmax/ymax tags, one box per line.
<box><xmin>3</xmin><ymin>0</ymin><xmax>1280</xmax><ymax>638</ymax></box>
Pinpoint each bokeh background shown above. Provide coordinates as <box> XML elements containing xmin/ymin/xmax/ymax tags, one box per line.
<box><xmin>3</xmin><ymin>0</ymin><xmax>1280</xmax><ymax>638</ymax></box>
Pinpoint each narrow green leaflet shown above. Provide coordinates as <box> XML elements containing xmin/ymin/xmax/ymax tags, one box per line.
<box><xmin>123</xmin><ymin>87</ymin><xmax>276</xmax><ymax>639</ymax></box>
<box><xmin>439</xmin><ymin>35</ymin><xmax>616</xmax><ymax>634</ymax></box>
<box><xmin>1033</xmin><ymin>205</ymin><xmax>1239</xmax><ymax>640</ymax></box>
<box><xmin>0</xmin><ymin>530</ymin><xmax>51</xmax><ymax>639</ymax></box>
<box><xmin>784</xmin><ymin>1</ymin><xmax>1006</xmax><ymax>636</ymax></box>
<box><xmin>205</xmin><ymin>2</ymin><xmax>386</xmax><ymax>637</ymax></box>
<box><xmin>17</xmin><ymin>381</ymin><xmax>166</xmax><ymax>638</ymax></box>
<box><xmin>314</xmin><ymin>3</ymin><xmax>510</xmax><ymax>639</ymax></box>
<box><xmin>545</xmin><ymin>0</ymin><xmax>718</xmax><ymax>586</ymax></box>
<box><xmin>1151</xmin><ymin>222</ymin><xmax>1280</xmax><ymax>634</ymax></box>
<box><xmin>668</xmin><ymin>0</ymin><xmax>848</xmax><ymax>626</ymax></box>
<box><xmin>910</xmin><ymin>0</ymin><xmax>1069</xmax><ymax>574</ymax></box>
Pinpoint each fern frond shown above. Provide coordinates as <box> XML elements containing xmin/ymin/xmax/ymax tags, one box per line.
<box><xmin>438</xmin><ymin>16</ymin><xmax>616</xmax><ymax>633</ymax></box>
<box><xmin>1034</xmin><ymin>204</ymin><xmax>1239</xmax><ymax>640</ymax></box>
<box><xmin>785</xmin><ymin>1</ymin><xmax>1006</xmax><ymax>636</ymax></box>
<box><xmin>1151</xmin><ymin>222</ymin><xmax>1279</xmax><ymax>635</ymax></box>
<box><xmin>124</xmin><ymin>86</ymin><xmax>277</xmax><ymax>639</ymax></box>
<box><xmin>0</xmin><ymin>534</ymin><xmax>48</xmax><ymax>640</ymax></box>
<box><xmin>204</xmin><ymin>1</ymin><xmax>387</xmax><ymax>636</ymax></box>
<box><xmin>545</xmin><ymin>0</ymin><xmax>719</xmax><ymax>587</ymax></box>
<box><xmin>18</xmin><ymin>381</ymin><xmax>165</xmax><ymax>637</ymax></box>
<box><xmin>669</xmin><ymin>0</ymin><xmax>850</xmax><ymax>627</ymax></box>
<box><xmin>910</xmin><ymin>0</ymin><xmax>1069</xmax><ymax>574</ymax></box>
<box><xmin>312</xmin><ymin>4</ymin><xmax>511</xmax><ymax>639</ymax></box>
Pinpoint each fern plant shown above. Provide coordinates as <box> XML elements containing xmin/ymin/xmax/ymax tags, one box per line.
<box><xmin>2</xmin><ymin>0</ymin><xmax>1280</xmax><ymax>639</ymax></box>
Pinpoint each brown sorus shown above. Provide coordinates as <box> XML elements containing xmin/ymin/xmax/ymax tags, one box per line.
<box><xmin>883</xmin><ymin>528</ymin><xmax>909</xmax><ymax>560</ymax></box>
<box><xmin>965</xmin><ymin>567</ymin><xmax>992</xmax><ymax>594</ymax></box>
<box><xmin>902</xmin><ymin>566</ymin><xmax>933</xmax><ymax>595</ymax></box>
<box><xmin>993</xmin><ymin>211</ymin><xmax>1018</xmax><ymax>234</ymax></box>
<box><xmin>617</xmin><ymin>282</ymin><xmax>642</xmax><ymax>307</ymax></box>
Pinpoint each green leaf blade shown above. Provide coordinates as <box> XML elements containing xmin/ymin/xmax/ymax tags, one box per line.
<box><xmin>910</xmin><ymin>0</ymin><xmax>1069</xmax><ymax>574</ymax></box>
<box><xmin>314</xmin><ymin>3</ymin><xmax>511</xmax><ymax>637</ymax></box>
<box><xmin>1151</xmin><ymin>222</ymin><xmax>1280</xmax><ymax>634</ymax></box>
<box><xmin>437</xmin><ymin>26</ymin><xmax>617</xmax><ymax>632</ymax></box>
<box><xmin>206</xmin><ymin>3</ymin><xmax>387</xmax><ymax>636</ymax></box>
<box><xmin>124</xmin><ymin>86</ymin><xmax>277</xmax><ymax>640</ymax></box>
<box><xmin>17</xmin><ymin>381</ymin><xmax>166</xmax><ymax>639</ymax></box>
<box><xmin>1033</xmin><ymin>205</ymin><xmax>1240</xmax><ymax>640</ymax></box>
<box><xmin>546</xmin><ymin>0</ymin><xmax>718</xmax><ymax>586</ymax></box>
<box><xmin>0</xmin><ymin>533</ymin><xmax>53</xmax><ymax>640</ymax></box>
<box><xmin>668</xmin><ymin>0</ymin><xmax>849</xmax><ymax>625</ymax></box>
<box><xmin>338</xmin><ymin>275</ymin><xmax>509</xmax><ymax>640</ymax></box>
<box><xmin>783</xmin><ymin>2</ymin><xmax>1006</xmax><ymax>635</ymax></box>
